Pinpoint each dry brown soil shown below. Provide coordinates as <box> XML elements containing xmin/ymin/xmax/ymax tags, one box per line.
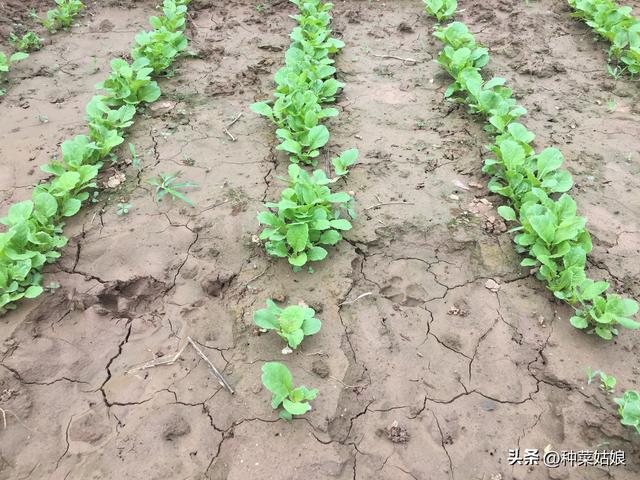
<box><xmin>1</xmin><ymin>0</ymin><xmax>639</xmax><ymax>479</ymax></box>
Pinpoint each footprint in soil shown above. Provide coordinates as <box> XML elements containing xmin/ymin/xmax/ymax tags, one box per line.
<box><xmin>380</xmin><ymin>276</ymin><xmax>428</xmax><ymax>306</ymax></box>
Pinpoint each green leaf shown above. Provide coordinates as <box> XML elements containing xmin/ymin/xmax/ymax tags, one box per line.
<box><xmin>507</xmin><ymin>123</ymin><xmax>535</xmax><ymax>143</ymax></box>
<box><xmin>250</xmin><ymin>102</ymin><xmax>273</xmax><ymax>118</ymax></box>
<box><xmin>595</xmin><ymin>326</ymin><xmax>614</xmax><ymax>340</ymax></box>
<box><xmin>520</xmin><ymin>258</ymin><xmax>538</xmax><ymax>267</ymax></box>
<box><xmin>528</xmin><ymin>214</ymin><xmax>555</xmax><ymax>244</ymax></box>
<box><xmin>570</xmin><ymin>315</ymin><xmax>589</xmax><ymax>329</ymax></box>
<box><xmin>289</xmin><ymin>387</ymin><xmax>306</xmax><ymax>403</ymax></box>
<box><xmin>9</xmin><ymin>52</ymin><xmax>29</xmax><ymax>62</ymax></box>
<box><xmin>329</xmin><ymin>219</ymin><xmax>352</xmax><ymax>230</ymax></box>
<box><xmin>288</xmin><ymin>252</ymin><xmax>308</xmax><ymax>267</ymax></box>
<box><xmin>497</xmin><ymin>205</ymin><xmax>517</xmax><ymax>221</ymax></box>
<box><xmin>261</xmin><ymin>362</ymin><xmax>292</xmax><ymax>398</ymax></box>
<box><xmin>286</xmin><ymin>223</ymin><xmax>309</xmax><ymax>253</ymax></box>
<box><xmin>319</xmin><ymin>230</ymin><xmax>341</xmax><ymax>245</ymax></box>
<box><xmin>500</xmin><ymin>139</ymin><xmax>526</xmax><ymax>167</ymax></box>
<box><xmin>257</xmin><ymin>211</ymin><xmax>282</xmax><ymax>227</ymax></box>
<box><xmin>283</xmin><ymin>399</ymin><xmax>311</xmax><ymax>415</ymax></box>
<box><xmin>616</xmin><ymin>316</ymin><xmax>640</xmax><ymax>330</ymax></box>
<box><xmin>303</xmin><ymin>387</ymin><xmax>318</xmax><ymax>401</ymax></box>
<box><xmin>253</xmin><ymin>307</ymin><xmax>279</xmax><ymax>330</ymax></box>
<box><xmin>279</xmin><ymin>306</ymin><xmax>306</xmax><ymax>333</ymax></box>
<box><xmin>266</xmin><ymin>240</ymin><xmax>288</xmax><ymax>258</ymax></box>
<box><xmin>277</xmin><ymin>139</ymin><xmax>302</xmax><ymax>155</ymax></box>
<box><xmin>279</xmin><ymin>409</ymin><xmax>293</xmax><ymax>421</ymax></box>
<box><xmin>285</xmin><ymin>329</ymin><xmax>304</xmax><ymax>349</ymax></box>
<box><xmin>579</xmin><ymin>280</ymin><xmax>609</xmax><ymax>301</ymax></box>
<box><xmin>302</xmin><ymin>316</ymin><xmax>321</xmax><ymax>335</ymax></box>
<box><xmin>326</xmin><ymin>192</ymin><xmax>351</xmax><ymax>203</ymax></box>
<box><xmin>306</xmin><ymin>125</ymin><xmax>329</xmax><ymax>150</ymax></box>
<box><xmin>7</xmin><ymin>201</ymin><xmax>34</xmax><ymax>223</ymax></box>
<box><xmin>33</xmin><ymin>192</ymin><xmax>58</xmax><ymax>218</ymax></box>
<box><xmin>62</xmin><ymin>198</ymin><xmax>82</xmax><ymax>217</ymax></box>
<box><xmin>24</xmin><ymin>285</ymin><xmax>44</xmax><ymax>299</ymax></box>
<box><xmin>536</xmin><ymin>148</ymin><xmax>564</xmax><ymax>177</ymax></box>
<box><xmin>57</xmin><ymin>171</ymin><xmax>81</xmax><ymax>191</ymax></box>
<box><xmin>307</xmin><ymin>246</ymin><xmax>328</xmax><ymax>261</ymax></box>
<box><xmin>552</xmin><ymin>171</ymin><xmax>573</xmax><ymax>192</ymax></box>
<box><xmin>332</xmin><ymin>148</ymin><xmax>358</xmax><ymax>176</ymax></box>
<box><xmin>554</xmin><ymin>217</ymin><xmax>586</xmax><ymax>244</ymax></box>
<box><xmin>621</xmin><ymin>298</ymin><xmax>639</xmax><ymax>317</ymax></box>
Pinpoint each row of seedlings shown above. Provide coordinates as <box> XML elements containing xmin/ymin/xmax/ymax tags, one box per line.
<box><xmin>422</xmin><ymin>4</ymin><xmax>639</xmax><ymax>341</ymax></box>
<box><xmin>568</xmin><ymin>0</ymin><xmax>640</xmax><ymax>77</ymax></box>
<box><xmin>0</xmin><ymin>0</ymin><xmax>193</xmax><ymax>313</ymax></box>
<box><xmin>250</xmin><ymin>0</ymin><xmax>357</xmax><ymax>421</ymax></box>
<box><xmin>2</xmin><ymin>0</ymin><xmax>90</xmax><ymax>91</ymax></box>
<box><xmin>2</xmin><ymin>0</ymin><xmax>86</xmax><ymax>96</ymax></box>
<box><xmin>422</xmin><ymin>0</ymin><xmax>640</xmax><ymax>435</ymax></box>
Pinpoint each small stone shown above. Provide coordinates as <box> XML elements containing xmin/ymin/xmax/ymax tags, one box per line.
<box><xmin>272</xmin><ymin>293</ymin><xmax>287</xmax><ymax>303</ymax></box>
<box><xmin>485</xmin><ymin>279</ymin><xmax>501</xmax><ymax>293</ymax></box>
<box><xmin>105</xmin><ymin>172</ymin><xmax>126</xmax><ymax>189</ymax></box>
<box><xmin>481</xmin><ymin>399</ymin><xmax>497</xmax><ymax>411</ymax></box>
<box><xmin>453</xmin><ymin>179</ymin><xmax>470</xmax><ymax>191</ymax></box>
<box><xmin>149</xmin><ymin>101</ymin><xmax>177</xmax><ymax>117</ymax></box>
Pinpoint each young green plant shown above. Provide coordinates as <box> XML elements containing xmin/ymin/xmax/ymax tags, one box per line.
<box><xmin>426</xmin><ymin>18</ymin><xmax>639</xmax><ymax>339</ymax></box>
<box><xmin>147</xmin><ymin>172</ymin><xmax>196</xmax><ymax>207</ymax></box>
<box><xmin>253</xmin><ymin>300</ymin><xmax>321</xmax><ymax>349</ymax></box>
<box><xmin>0</xmin><ymin>51</ymin><xmax>29</xmax><ymax>96</ymax></box>
<box><xmin>0</xmin><ymin>0</ymin><xmax>192</xmax><ymax>313</ymax></box>
<box><xmin>258</xmin><ymin>163</ymin><xmax>355</xmax><ymax>269</ymax></box>
<box><xmin>423</xmin><ymin>0</ymin><xmax>457</xmax><ymax>22</ymax></box>
<box><xmin>9</xmin><ymin>32</ymin><xmax>43</xmax><ymax>52</ymax></box>
<box><xmin>615</xmin><ymin>390</ymin><xmax>640</xmax><ymax>434</ymax></box>
<box><xmin>261</xmin><ymin>362</ymin><xmax>317</xmax><ymax>421</ymax></box>
<box><xmin>250</xmin><ymin>0</ymin><xmax>346</xmax><ymax>166</ymax></box>
<box><xmin>568</xmin><ymin>0</ymin><xmax>640</xmax><ymax>76</ymax></box>
<box><xmin>38</xmin><ymin>0</ymin><xmax>86</xmax><ymax>33</ymax></box>
<box><xmin>586</xmin><ymin>368</ymin><xmax>617</xmax><ymax>393</ymax></box>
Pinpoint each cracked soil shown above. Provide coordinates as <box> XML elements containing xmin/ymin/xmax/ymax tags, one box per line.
<box><xmin>0</xmin><ymin>0</ymin><xmax>639</xmax><ymax>479</ymax></box>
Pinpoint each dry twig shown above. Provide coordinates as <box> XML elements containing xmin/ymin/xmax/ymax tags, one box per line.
<box><xmin>364</xmin><ymin>201</ymin><xmax>415</xmax><ymax>211</ymax></box>
<box><xmin>223</xmin><ymin>112</ymin><xmax>243</xmax><ymax>142</ymax></box>
<box><xmin>338</xmin><ymin>292</ymin><xmax>374</xmax><ymax>306</ymax></box>
<box><xmin>371</xmin><ymin>53</ymin><xmax>419</xmax><ymax>65</ymax></box>
<box><xmin>126</xmin><ymin>337</ymin><xmax>234</xmax><ymax>395</ymax></box>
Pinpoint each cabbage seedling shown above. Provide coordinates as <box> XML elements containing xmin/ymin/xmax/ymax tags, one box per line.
<box><xmin>254</xmin><ymin>300</ymin><xmax>321</xmax><ymax>349</ymax></box>
<box><xmin>9</xmin><ymin>32</ymin><xmax>43</xmax><ymax>52</ymax></box>
<box><xmin>423</xmin><ymin>0</ymin><xmax>457</xmax><ymax>22</ymax></box>
<box><xmin>258</xmin><ymin>164</ymin><xmax>355</xmax><ymax>268</ymax></box>
<box><xmin>96</xmin><ymin>58</ymin><xmax>161</xmax><ymax>106</ymax></box>
<box><xmin>0</xmin><ymin>51</ymin><xmax>28</xmax><ymax>96</ymax></box>
<box><xmin>614</xmin><ymin>390</ymin><xmax>640</xmax><ymax>434</ymax></box>
<box><xmin>261</xmin><ymin>362</ymin><xmax>317</xmax><ymax>421</ymax></box>
<box><xmin>38</xmin><ymin>0</ymin><xmax>85</xmax><ymax>33</ymax></box>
